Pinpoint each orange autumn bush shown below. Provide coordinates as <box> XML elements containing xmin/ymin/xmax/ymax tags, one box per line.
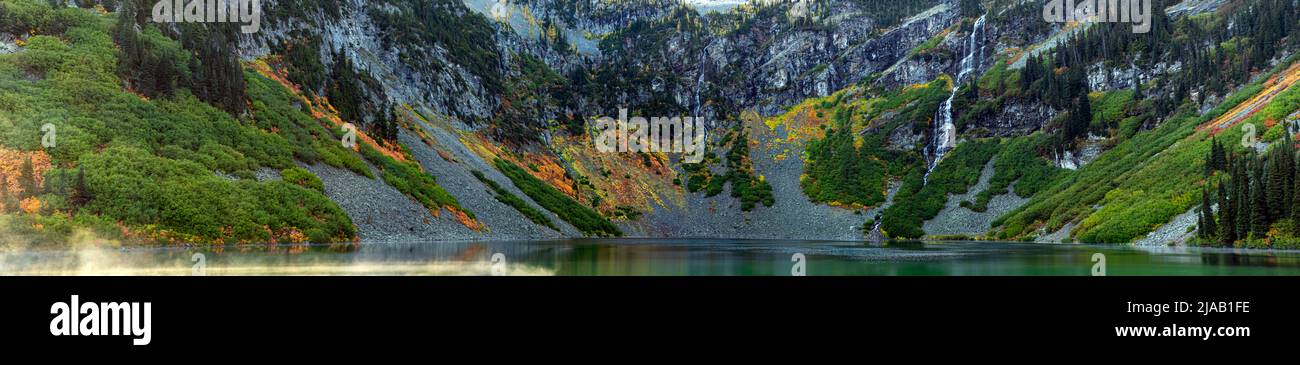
<box><xmin>0</xmin><ymin>147</ymin><xmax>52</xmax><ymax>197</ymax></box>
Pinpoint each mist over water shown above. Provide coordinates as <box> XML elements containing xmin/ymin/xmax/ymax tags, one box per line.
<box><xmin>4</xmin><ymin>239</ymin><xmax>1300</xmax><ymax>276</ymax></box>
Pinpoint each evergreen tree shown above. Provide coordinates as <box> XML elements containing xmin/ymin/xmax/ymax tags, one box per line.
<box><xmin>56</xmin><ymin>169</ymin><xmax>68</xmax><ymax>198</ymax></box>
<box><xmin>1281</xmin><ymin>136</ymin><xmax>1296</xmax><ymax>216</ymax></box>
<box><xmin>1251</xmin><ymin>159</ymin><xmax>1270</xmax><ymax>237</ymax></box>
<box><xmin>1197</xmin><ymin>210</ymin><xmax>1207</xmax><ymax>239</ymax></box>
<box><xmin>1267</xmin><ymin>145</ymin><xmax>1288</xmax><ymax>220</ymax></box>
<box><xmin>18</xmin><ymin>156</ymin><xmax>37</xmax><ymax>199</ymax></box>
<box><xmin>1210</xmin><ymin>138</ymin><xmax>1227</xmax><ymax>173</ymax></box>
<box><xmin>1292</xmin><ymin>163</ymin><xmax>1300</xmax><ymax>235</ymax></box>
<box><xmin>1218</xmin><ymin>178</ymin><xmax>1235</xmax><ymax>245</ymax></box>
<box><xmin>181</xmin><ymin>23</ymin><xmax>248</xmax><ymax>114</ymax></box>
<box><xmin>71</xmin><ymin>166</ymin><xmax>90</xmax><ymax>209</ymax></box>
<box><xmin>1200</xmin><ymin>186</ymin><xmax>1216</xmax><ymax>239</ymax></box>
<box><xmin>1062</xmin><ymin>93</ymin><xmax>1092</xmax><ymax>143</ymax></box>
<box><xmin>1235</xmin><ymin>158</ymin><xmax>1251</xmax><ymax>238</ymax></box>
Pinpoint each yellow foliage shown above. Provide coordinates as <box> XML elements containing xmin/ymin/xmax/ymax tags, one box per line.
<box><xmin>0</xmin><ymin>148</ymin><xmax>53</xmax><ymax>197</ymax></box>
<box><xmin>249</xmin><ymin>60</ymin><xmax>408</xmax><ymax>162</ymax></box>
<box><xmin>20</xmin><ymin>197</ymin><xmax>41</xmax><ymax>215</ymax></box>
<box><xmin>283</xmin><ymin>228</ymin><xmax>309</xmax><ymax>244</ymax></box>
<box><xmin>448</xmin><ymin>206</ymin><xmax>484</xmax><ymax>231</ymax></box>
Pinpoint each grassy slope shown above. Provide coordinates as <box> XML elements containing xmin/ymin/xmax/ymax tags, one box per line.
<box><xmin>994</xmin><ymin>56</ymin><xmax>1300</xmax><ymax>243</ymax></box>
<box><xmin>0</xmin><ymin>2</ymin><xmax>460</xmax><ymax>244</ymax></box>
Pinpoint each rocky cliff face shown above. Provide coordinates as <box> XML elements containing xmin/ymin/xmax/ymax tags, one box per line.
<box><xmin>231</xmin><ymin>0</ymin><xmax>1073</xmax><ymax>240</ymax></box>
<box><xmin>241</xmin><ymin>0</ymin><xmax>503</xmax><ymax>123</ymax></box>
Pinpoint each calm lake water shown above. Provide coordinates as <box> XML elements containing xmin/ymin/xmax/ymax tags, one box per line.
<box><xmin>3</xmin><ymin>239</ymin><xmax>1300</xmax><ymax>276</ymax></box>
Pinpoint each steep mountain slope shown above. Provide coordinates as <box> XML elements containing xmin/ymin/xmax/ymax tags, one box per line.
<box><xmin>2</xmin><ymin>0</ymin><xmax>1298</xmax><ymax>247</ymax></box>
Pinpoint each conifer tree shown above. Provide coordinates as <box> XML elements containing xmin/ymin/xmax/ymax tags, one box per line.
<box><xmin>1281</xmin><ymin>136</ymin><xmax>1295</xmax><ymax>215</ymax></box>
<box><xmin>71</xmin><ymin>166</ymin><xmax>90</xmax><ymax>209</ymax></box>
<box><xmin>1211</xmin><ymin>138</ymin><xmax>1227</xmax><ymax>172</ymax></box>
<box><xmin>1268</xmin><ymin>146</ymin><xmax>1288</xmax><ymax>219</ymax></box>
<box><xmin>1200</xmin><ymin>186</ymin><xmax>1216</xmax><ymax>239</ymax></box>
<box><xmin>18</xmin><ymin>156</ymin><xmax>37</xmax><ymax>199</ymax></box>
<box><xmin>1251</xmin><ymin>159</ymin><xmax>1270</xmax><ymax>237</ymax></box>
<box><xmin>1218</xmin><ymin>178</ymin><xmax>1235</xmax><ymax>246</ymax></box>
<box><xmin>1197</xmin><ymin>211</ymin><xmax>1207</xmax><ymax>239</ymax></box>
<box><xmin>1235</xmin><ymin>158</ymin><xmax>1251</xmax><ymax>238</ymax></box>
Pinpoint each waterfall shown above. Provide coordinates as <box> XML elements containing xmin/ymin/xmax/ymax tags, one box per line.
<box><xmin>924</xmin><ymin>13</ymin><xmax>986</xmax><ymax>184</ymax></box>
<box><xmin>694</xmin><ymin>58</ymin><xmax>705</xmax><ymax>119</ymax></box>
<box><xmin>694</xmin><ymin>40</ymin><xmax>713</xmax><ymax>126</ymax></box>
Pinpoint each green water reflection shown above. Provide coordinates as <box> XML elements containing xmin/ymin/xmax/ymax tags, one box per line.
<box><xmin>4</xmin><ymin>239</ymin><xmax>1300</xmax><ymax>276</ymax></box>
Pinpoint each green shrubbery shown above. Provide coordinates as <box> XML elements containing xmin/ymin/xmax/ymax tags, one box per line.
<box><xmin>800</xmin><ymin>77</ymin><xmax>947</xmax><ymax>210</ymax></box>
<box><xmin>690</xmin><ymin>126</ymin><xmax>774</xmax><ymax>211</ymax></box>
<box><xmin>1193</xmin><ymin>75</ymin><xmax>1300</xmax><ymax>248</ymax></box>
<box><xmin>0</xmin><ymin>2</ymin><xmax>362</xmax><ymax>244</ymax></box>
<box><xmin>717</xmin><ymin>127</ymin><xmax>774</xmax><ymax>211</ymax></box>
<box><xmin>1090</xmin><ymin>90</ymin><xmax>1135</xmax><ymax>130</ymax></box>
<box><xmin>282</xmin><ymin>167</ymin><xmax>324</xmax><ymax>193</ymax></box>
<box><xmin>682</xmin><ymin>152</ymin><xmax>718</xmax><ymax>193</ymax></box>
<box><xmin>966</xmin><ymin>134</ymin><xmax>1061</xmax><ymax>212</ymax></box>
<box><xmin>245</xmin><ymin>71</ymin><xmax>374</xmax><ymax>178</ymax></box>
<box><xmin>993</xmin><ymin>56</ymin><xmax>1299</xmax><ymax>243</ymax></box>
<box><xmin>360</xmin><ymin>142</ymin><xmax>467</xmax><ymax>217</ymax></box>
<box><xmin>0</xmin><ymin>212</ymin><xmax>123</xmax><ymax>249</ymax></box>
<box><xmin>472</xmin><ymin>170</ymin><xmax>557</xmax><ymax>231</ymax></box>
<box><xmin>494</xmin><ymin>159</ymin><xmax>620</xmax><ymax>236</ymax></box>
<box><xmin>802</xmin><ymin>126</ymin><xmax>886</xmax><ymax>207</ymax></box>
<box><xmin>879</xmin><ymin>140</ymin><xmax>999</xmax><ymax>238</ymax></box>
<box><xmin>79</xmin><ymin>145</ymin><xmax>355</xmax><ymax>243</ymax></box>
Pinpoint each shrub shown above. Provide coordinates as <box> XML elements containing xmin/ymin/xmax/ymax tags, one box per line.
<box><xmin>879</xmin><ymin>140</ymin><xmax>998</xmax><ymax>239</ymax></box>
<box><xmin>494</xmin><ymin>158</ymin><xmax>620</xmax><ymax>236</ymax></box>
<box><xmin>471</xmin><ymin>170</ymin><xmax>556</xmax><ymax>231</ymax></box>
<box><xmin>282</xmin><ymin>166</ymin><xmax>324</xmax><ymax>193</ymax></box>
<box><xmin>79</xmin><ymin>145</ymin><xmax>354</xmax><ymax>244</ymax></box>
<box><xmin>360</xmin><ymin>142</ymin><xmax>468</xmax><ymax>218</ymax></box>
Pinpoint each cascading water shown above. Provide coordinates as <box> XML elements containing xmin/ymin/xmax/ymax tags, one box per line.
<box><xmin>694</xmin><ymin>41</ymin><xmax>713</xmax><ymax>125</ymax></box>
<box><xmin>924</xmin><ymin>13</ymin><xmax>986</xmax><ymax>184</ymax></box>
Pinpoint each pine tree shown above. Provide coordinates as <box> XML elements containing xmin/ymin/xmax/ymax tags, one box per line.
<box><xmin>1281</xmin><ymin>136</ymin><xmax>1295</xmax><ymax>216</ymax></box>
<box><xmin>1251</xmin><ymin>159</ymin><xmax>1270</xmax><ymax>237</ymax></box>
<box><xmin>71</xmin><ymin>166</ymin><xmax>90</xmax><ymax>209</ymax></box>
<box><xmin>1062</xmin><ymin>93</ymin><xmax>1092</xmax><ymax>143</ymax></box>
<box><xmin>1235</xmin><ymin>158</ymin><xmax>1251</xmax><ymax>238</ymax></box>
<box><xmin>1197</xmin><ymin>211</ymin><xmax>1207</xmax><ymax>239</ymax></box>
<box><xmin>1205</xmin><ymin>145</ymin><xmax>1214</xmax><ymax>176</ymax></box>
<box><xmin>1210</xmin><ymin>138</ymin><xmax>1227</xmax><ymax>172</ymax></box>
<box><xmin>1200</xmin><ymin>186</ymin><xmax>1216</xmax><ymax>239</ymax></box>
<box><xmin>1218</xmin><ymin>178</ymin><xmax>1235</xmax><ymax>246</ymax></box>
<box><xmin>1268</xmin><ymin>145</ymin><xmax>1288</xmax><ymax>220</ymax></box>
<box><xmin>56</xmin><ymin>169</ymin><xmax>68</xmax><ymax>199</ymax></box>
<box><xmin>17</xmin><ymin>156</ymin><xmax>37</xmax><ymax>199</ymax></box>
<box><xmin>1292</xmin><ymin>160</ymin><xmax>1300</xmax><ymax>234</ymax></box>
